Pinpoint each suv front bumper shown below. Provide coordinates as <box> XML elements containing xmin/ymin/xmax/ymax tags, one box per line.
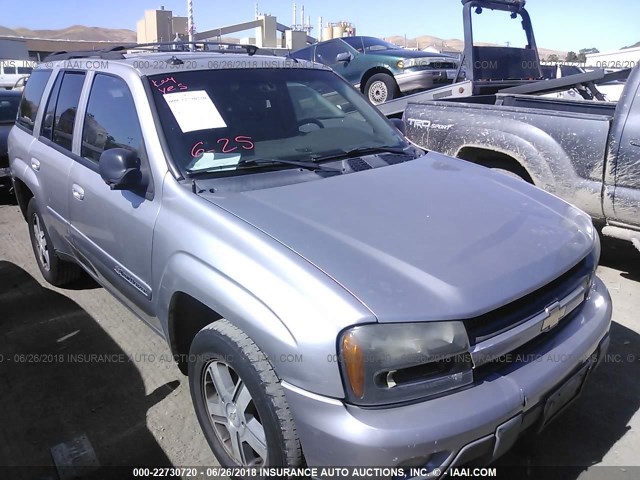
<box><xmin>283</xmin><ymin>276</ymin><xmax>612</xmax><ymax>473</ymax></box>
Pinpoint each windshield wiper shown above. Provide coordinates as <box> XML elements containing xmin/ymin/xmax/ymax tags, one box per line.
<box><xmin>184</xmin><ymin>157</ymin><xmax>342</xmax><ymax>178</ymax></box>
<box><xmin>311</xmin><ymin>145</ymin><xmax>412</xmax><ymax>162</ymax></box>
<box><xmin>239</xmin><ymin>157</ymin><xmax>342</xmax><ymax>173</ymax></box>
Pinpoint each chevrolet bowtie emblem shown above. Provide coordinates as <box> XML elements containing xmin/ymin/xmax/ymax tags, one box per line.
<box><xmin>542</xmin><ymin>301</ymin><xmax>566</xmax><ymax>332</ymax></box>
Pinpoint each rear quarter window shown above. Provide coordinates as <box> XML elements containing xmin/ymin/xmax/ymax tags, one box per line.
<box><xmin>17</xmin><ymin>69</ymin><xmax>52</xmax><ymax>132</ymax></box>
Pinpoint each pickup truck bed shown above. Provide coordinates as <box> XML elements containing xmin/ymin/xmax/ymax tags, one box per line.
<box><xmin>403</xmin><ymin>64</ymin><xmax>640</xmax><ymax>250</ymax></box>
<box><xmin>405</xmin><ymin>94</ymin><xmax>616</xmax><ymax>219</ymax></box>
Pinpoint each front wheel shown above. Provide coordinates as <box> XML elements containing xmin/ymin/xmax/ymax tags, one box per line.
<box><xmin>364</xmin><ymin>73</ymin><xmax>399</xmax><ymax>105</ymax></box>
<box><xmin>188</xmin><ymin>320</ymin><xmax>302</xmax><ymax>477</ymax></box>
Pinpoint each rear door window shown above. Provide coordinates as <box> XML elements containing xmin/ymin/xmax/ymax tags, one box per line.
<box><xmin>44</xmin><ymin>72</ymin><xmax>86</xmax><ymax>151</ymax></box>
<box><xmin>41</xmin><ymin>73</ymin><xmax>63</xmax><ymax>140</ymax></box>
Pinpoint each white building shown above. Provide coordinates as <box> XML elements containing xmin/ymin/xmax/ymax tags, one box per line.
<box><xmin>586</xmin><ymin>46</ymin><xmax>640</xmax><ymax>69</ymax></box>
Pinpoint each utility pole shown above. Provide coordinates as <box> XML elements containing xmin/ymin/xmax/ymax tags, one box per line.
<box><xmin>188</xmin><ymin>0</ymin><xmax>195</xmax><ymax>49</ymax></box>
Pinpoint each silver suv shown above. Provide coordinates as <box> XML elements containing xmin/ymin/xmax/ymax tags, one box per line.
<box><xmin>9</xmin><ymin>44</ymin><xmax>611</xmax><ymax>476</ymax></box>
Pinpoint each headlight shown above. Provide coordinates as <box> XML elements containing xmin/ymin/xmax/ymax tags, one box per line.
<box><xmin>339</xmin><ymin>322</ymin><xmax>473</xmax><ymax>406</ymax></box>
<box><xmin>398</xmin><ymin>58</ymin><xmax>420</xmax><ymax>69</ymax></box>
<box><xmin>398</xmin><ymin>58</ymin><xmax>426</xmax><ymax>69</ymax></box>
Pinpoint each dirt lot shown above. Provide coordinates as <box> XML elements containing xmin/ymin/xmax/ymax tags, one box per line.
<box><xmin>0</xmin><ymin>195</ymin><xmax>638</xmax><ymax>479</ymax></box>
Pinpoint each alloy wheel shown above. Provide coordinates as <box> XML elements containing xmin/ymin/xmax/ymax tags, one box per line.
<box><xmin>32</xmin><ymin>214</ymin><xmax>50</xmax><ymax>271</ymax></box>
<box><xmin>369</xmin><ymin>80</ymin><xmax>388</xmax><ymax>104</ymax></box>
<box><xmin>202</xmin><ymin>359</ymin><xmax>268</xmax><ymax>466</ymax></box>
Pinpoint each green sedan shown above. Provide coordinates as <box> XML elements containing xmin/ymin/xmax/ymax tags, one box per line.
<box><xmin>290</xmin><ymin>36</ymin><xmax>461</xmax><ymax>104</ymax></box>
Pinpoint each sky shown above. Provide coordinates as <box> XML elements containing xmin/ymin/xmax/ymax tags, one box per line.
<box><xmin>3</xmin><ymin>0</ymin><xmax>639</xmax><ymax>53</ymax></box>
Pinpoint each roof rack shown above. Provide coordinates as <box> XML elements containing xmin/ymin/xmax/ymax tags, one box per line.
<box><xmin>43</xmin><ymin>41</ymin><xmax>266</xmax><ymax>62</ymax></box>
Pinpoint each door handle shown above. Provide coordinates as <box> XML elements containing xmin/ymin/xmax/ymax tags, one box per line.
<box><xmin>630</xmin><ymin>139</ymin><xmax>640</xmax><ymax>148</ymax></box>
<box><xmin>72</xmin><ymin>184</ymin><xmax>85</xmax><ymax>201</ymax></box>
<box><xmin>31</xmin><ymin>159</ymin><xmax>40</xmax><ymax>172</ymax></box>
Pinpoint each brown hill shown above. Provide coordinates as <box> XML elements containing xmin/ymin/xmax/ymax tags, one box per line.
<box><xmin>1</xmin><ymin>25</ymin><xmax>135</xmax><ymax>42</ymax></box>
<box><xmin>383</xmin><ymin>34</ymin><xmax>566</xmax><ymax>60</ymax></box>
<box><xmin>0</xmin><ymin>26</ymin><xmax>20</xmax><ymax>36</ymax></box>
<box><xmin>1</xmin><ymin>25</ymin><xmax>568</xmax><ymax>59</ymax></box>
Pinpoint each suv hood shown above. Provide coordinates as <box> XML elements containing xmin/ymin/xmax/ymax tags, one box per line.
<box><xmin>200</xmin><ymin>154</ymin><xmax>594</xmax><ymax>322</ymax></box>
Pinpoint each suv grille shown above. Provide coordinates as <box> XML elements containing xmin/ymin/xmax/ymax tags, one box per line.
<box><xmin>464</xmin><ymin>255</ymin><xmax>594</xmax><ymax>345</ymax></box>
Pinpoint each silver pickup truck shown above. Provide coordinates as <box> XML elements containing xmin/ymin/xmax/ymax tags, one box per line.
<box><xmin>403</xmin><ymin>64</ymin><xmax>640</xmax><ymax>252</ymax></box>
<box><xmin>9</xmin><ymin>45</ymin><xmax>611</xmax><ymax>476</ymax></box>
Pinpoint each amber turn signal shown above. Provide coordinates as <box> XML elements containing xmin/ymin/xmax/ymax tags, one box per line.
<box><xmin>341</xmin><ymin>331</ymin><xmax>365</xmax><ymax>398</ymax></box>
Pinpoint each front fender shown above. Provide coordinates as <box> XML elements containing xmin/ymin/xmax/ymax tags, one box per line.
<box><xmin>157</xmin><ymin>251</ymin><xmax>296</xmax><ymax>351</ymax></box>
<box><xmin>155</xmin><ymin>250</ymin><xmax>356</xmax><ymax>398</ymax></box>
<box><xmin>151</xmin><ymin>180</ymin><xmax>375</xmax><ymax>398</ymax></box>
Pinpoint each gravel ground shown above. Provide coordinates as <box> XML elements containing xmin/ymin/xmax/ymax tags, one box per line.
<box><xmin>0</xmin><ymin>196</ymin><xmax>638</xmax><ymax>480</ymax></box>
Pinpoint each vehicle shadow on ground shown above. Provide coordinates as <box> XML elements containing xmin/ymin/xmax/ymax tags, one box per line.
<box><xmin>496</xmin><ymin>319</ymin><xmax>640</xmax><ymax>479</ymax></box>
<box><xmin>0</xmin><ymin>189</ymin><xmax>18</xmax><ymax>206</ymax></box>
<box><xmin>0</xmin><ymin>261</ymin><xmax>180</xmax><ymax>479</ymax></box>
<box><xmin>62</xmin><ymin>272</ymin><xmax>102</xmax><ymax>291</ymax></box>
<box><xmin>600</xmin><ymin>238</ymin><xmax>640</xmax><ymax>283</ymax></box>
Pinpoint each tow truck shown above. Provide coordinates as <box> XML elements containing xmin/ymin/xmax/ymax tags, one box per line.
<box><xmin>377</xmin><ymin>0</ymin><xmax>627</xmax><ymax>117</ymax></box>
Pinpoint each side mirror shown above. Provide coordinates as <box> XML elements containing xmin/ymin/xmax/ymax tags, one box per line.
<box><xmin>336</xmin><ymin>52</ymin><xmax>353</xmax><ymax>63</ymax></box>
<box><xmin>99</xmin><ymin>148</ymin><xmax>143</xmax><ymax>191</ymax></box>
<box><xmin>390</xmin><ymin>118</ymin><xmax>405</xmax><ymax>135</ymax></box>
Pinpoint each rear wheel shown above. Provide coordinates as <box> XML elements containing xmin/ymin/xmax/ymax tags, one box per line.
<box><xmin>27</xmin><ymin>198</ymin><xmax>81</xmax><ymax>286</ymax></box>
<box><xmin>364</xmin><ymin>73</ymin><xmax>399</xmax><ymax>105</ymax></box>
<box><xmin>188</xmin><ymin>320</ymin><xmax>302</xmax><ymax>477</ymax></box>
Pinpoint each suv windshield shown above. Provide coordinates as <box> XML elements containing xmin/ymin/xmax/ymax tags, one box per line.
<box><xmin>149</xmin><ymin>68</ymin><xmax>404</xmax><ymax>175</ymax></box>
<box><xmin>362</xmin><ymin>37</ymin><xmax>403</xmax><ymax>53</ymax></box>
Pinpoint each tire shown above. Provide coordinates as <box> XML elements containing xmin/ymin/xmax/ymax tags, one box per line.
<box><xmin>27</xmin><ymin>198</ymin><xmax>81</xmax><ymax>286</ymax></box>
<box><xmin>364</xmin><ymin>73</ymin><xmax>399</xmax><ymax>105</ymax></box>
<box><xmin>188</xmin><ymin>320</ymin><xmax>302</xmax><ymax>477</ymax></box>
